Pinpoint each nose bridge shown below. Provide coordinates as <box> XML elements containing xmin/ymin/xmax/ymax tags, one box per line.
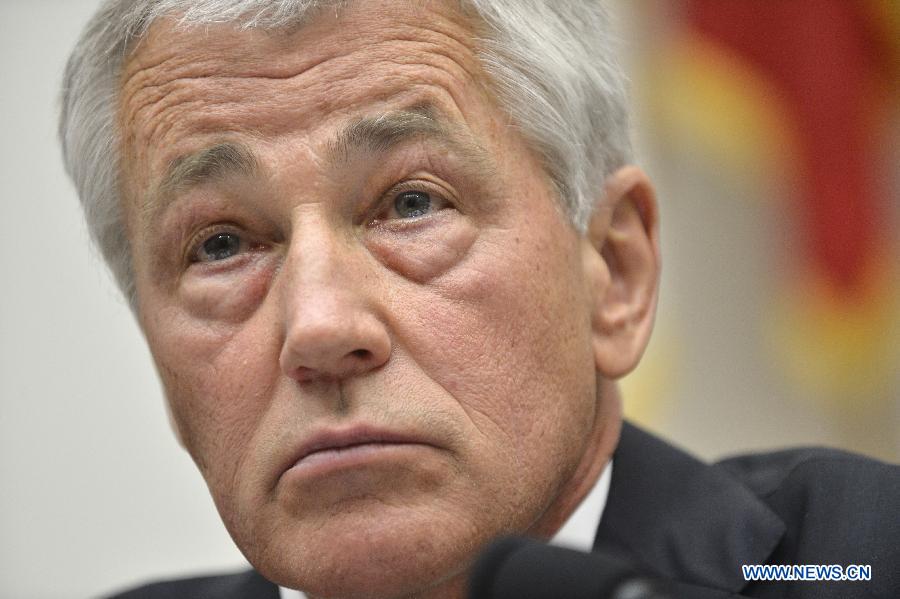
<box><xmin>278</xmin><ymin>207</ymin><xmax>390</xmax><ymax>382</ymax></box>
<box><xmin>282</xmin><ymin>208</ymin><xmax>348</xmax><ymax>303</ymax></box>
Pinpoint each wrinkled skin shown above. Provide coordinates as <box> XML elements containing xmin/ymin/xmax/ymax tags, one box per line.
<box><xmin>117</xmin><ymin>1</ymin><xmax>658</xmax><ymax>597</ymax></box>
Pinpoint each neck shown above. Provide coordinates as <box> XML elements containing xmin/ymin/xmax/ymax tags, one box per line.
<box><xmin>527</xmin><ymin>378</ymin><xmax>622</xmax><ymax>540</ymax></box>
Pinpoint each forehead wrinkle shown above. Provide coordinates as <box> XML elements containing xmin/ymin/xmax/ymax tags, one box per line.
<box><xmin>118</xmin><ymin>8</ymin><xmax>491</xmax><ymax>159</ymax></box>
<box><xmin>141</xmin><ymin>141</ymin><xmax>259</xmax><ymax>225</ymax></box>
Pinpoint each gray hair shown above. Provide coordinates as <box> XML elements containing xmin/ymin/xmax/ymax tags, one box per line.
<box><xmin>59</xmin><ymin>0</ymin><xmax>632</xmax><ymax>305</ymax></box>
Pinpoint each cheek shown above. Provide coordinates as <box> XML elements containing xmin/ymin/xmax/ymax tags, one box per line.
<box><xmin>178</xmin><ymin>255</ymin><xmax>277</xmax><ymax>323</ymax></box>
<box><xmin>144</xmin><ymin>302</ymin><xmax>276</xmax><ymax>482</ymax></box>
<box><xmin>366</xmin><ymin>212</ymin><xmax>478</xmax><ymax>283</ymax></box>
<box><xmin>398</xmin><ymin>223</ymin><xmax>596</xmax><ymax>455</ymax></box>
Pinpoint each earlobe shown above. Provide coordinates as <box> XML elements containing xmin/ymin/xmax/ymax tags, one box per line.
<box><xmin>586</xmin><ymin>166</ymin><xmax>661</xmax><ymax>379</ymax></box>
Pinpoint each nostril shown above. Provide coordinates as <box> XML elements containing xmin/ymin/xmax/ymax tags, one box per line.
<box><xmin>350</xmin><ymin>348</ymin><xmax>371</xmax><ymax>360</ymax></box>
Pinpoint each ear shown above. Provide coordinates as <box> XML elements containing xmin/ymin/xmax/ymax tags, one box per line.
<box><xmin>583</xmin><ymin>166</ymin><xmax>660</xmax><ymax>379</ymax></box>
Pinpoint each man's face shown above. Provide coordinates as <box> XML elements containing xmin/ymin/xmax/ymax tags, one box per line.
<box><xmin>119</xmin><ymin>1</ymin><xmax>609</xmax><ymax>597</ymax></box>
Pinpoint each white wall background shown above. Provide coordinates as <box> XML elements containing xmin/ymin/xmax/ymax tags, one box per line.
<box><xmin>1</xmin><ymin>2</ymin><xmax>896</xmax><ymax>598</ymax></box>
<box><xmin>0</xmin><ymin>2</ymin><xmax>247</xmax><ymax>598</ymax></box>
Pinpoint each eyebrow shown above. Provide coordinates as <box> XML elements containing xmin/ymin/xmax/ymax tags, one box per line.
<box><xmin>328</xmin><ymin>102</ymin><xmax>495</xmax><ymax>180</ymax></box>
<box><xmin>328</xmin><ymin>103</ymin><xmax>446</xmax><ymax>162</ymax></box>
<box><xmin>144</xmin><ymin>103</ymin><xmax>495</xmax><ymax>226</ymax></box>
<box><xmin>159</xmin><ymin>141</ymin><xmax>259</xmax><ymax>197</ymax></box>
<box><xmin>143</xmin><ymin>141</ymin><xmax>259</xmax><ymax>225</ymax></box>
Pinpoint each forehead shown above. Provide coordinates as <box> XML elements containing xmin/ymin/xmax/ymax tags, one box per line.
<box><xmin>117</xmin><ymin>0</ymin><xmax>490</xmax><ymax>185</ymax></box>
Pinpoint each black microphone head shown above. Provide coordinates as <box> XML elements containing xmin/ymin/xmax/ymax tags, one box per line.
<box><xmin>468</xmin><ymin>536</ymin><xmax>531</xmax><ymax>599</ymax></box>
<box><xmin>468</xmin><ymin>536</ymin><xmax>671</xmax><ymax>599</ymax></box>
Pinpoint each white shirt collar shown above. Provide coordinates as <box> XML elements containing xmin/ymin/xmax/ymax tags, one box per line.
<box><xmin>279</xmin><ymin>460</ymin><xmax>613</xmax><ymax>599</ymax></box>
<box><xmin>547</xmin><ymin>458</ymin><xmax>612</xmax><ymax>552</ymax></box>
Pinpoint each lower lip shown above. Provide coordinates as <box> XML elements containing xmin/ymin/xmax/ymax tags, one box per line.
<box><xmin>285</xmin><ymin>442</ymin><xmax>431</xmax><ymax>479</ymax></box>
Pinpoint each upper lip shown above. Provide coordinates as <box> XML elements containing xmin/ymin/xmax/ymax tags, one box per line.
<box><xmin>279</xmin><ymin>424</ymin><xmax>435</xmax><ymax>477</ymax></box>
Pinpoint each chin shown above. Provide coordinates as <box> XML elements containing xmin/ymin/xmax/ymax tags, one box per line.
<box><xmin>273</xmin><ymin>560</ymin><xmax>463</xmax><ymax>599</ymax></box>
<box><xmin>244</xmin><ymin>503</ymin><xmax>478</xmax><ymax>599</ymax></box>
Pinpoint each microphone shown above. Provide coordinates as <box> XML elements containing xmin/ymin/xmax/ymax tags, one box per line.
<box><xmin>468</xmin><ymin>536</ymin><xmax>673</xmax><ymax>599</ymax></box>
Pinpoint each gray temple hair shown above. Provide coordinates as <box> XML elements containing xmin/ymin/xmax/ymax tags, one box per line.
<box><xmin>59</xmin><ymin>0</ymin><xmax>632</xmax><ymax>306</ymax></box>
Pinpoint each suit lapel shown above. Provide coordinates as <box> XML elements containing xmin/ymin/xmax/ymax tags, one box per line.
<box><xmin>593</xmin><ymin>422</ymin><xmax>785</xmax><ymax>595</ymax></box>
<box><xmin>230</xmin><ymin>569</ymin><xmax>280</xmax><ymax>599</ymax></box>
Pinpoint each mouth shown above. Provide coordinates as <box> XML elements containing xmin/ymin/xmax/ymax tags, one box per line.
<box><xmin>280</xmin><ymin>425</ymin><xmax>437</xmax><ymax>482</ymax></box>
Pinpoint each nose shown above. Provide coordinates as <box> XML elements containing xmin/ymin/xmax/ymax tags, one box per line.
<box><xmin>278</xmin><ymin>215</ymin><xmax>391</xmax><ymax>383</ymax></box>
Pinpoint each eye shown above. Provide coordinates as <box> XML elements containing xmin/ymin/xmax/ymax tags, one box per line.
<box><xmin>391</xmin><ymin>190</ymin><xmax>440</xmax><ymax>219</ymax></box>
<box><xmin>367</xmin><ymin>180</ymin><xmax>456</xmax><ymax>228</ymax></box>
<box><xmin>194</xmin><ymin>231</ymin><xmax>243</xmax><ymax>262</ymax></box>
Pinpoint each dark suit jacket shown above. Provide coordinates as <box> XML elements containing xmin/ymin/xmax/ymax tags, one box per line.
<box><xmin>107</xmin><ymin>422</ymin><xmax>900</xmax><ymax>598</ymax></box>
